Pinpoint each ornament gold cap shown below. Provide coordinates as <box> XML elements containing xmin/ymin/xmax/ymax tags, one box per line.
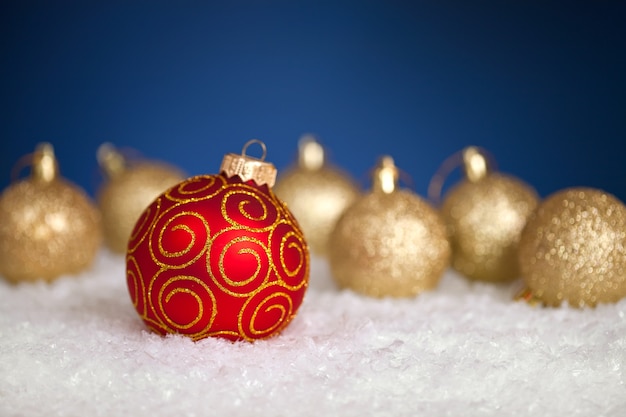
<box><xmin>428</xmin><ymin>145</ymin><xmax>495</xmax><ymax>204</ymax></box>
<box><xmin>97</xmin><ymin>142</ymin><xmax>127</xmax><ymax>179</ymax></box>
<box><xmin>298</xmin><ymin>135</ymin><xmax>325</xmax><ymax>171</ymax></box>
<box><xmin>220</xmin><ymin>139</ymin><xmax>277</xmax><ymax>187</ymax></box>
<box><xmin>31</xmin><ymin>142</ymin><xmax>59</xmax><ymax>183</ymax></box>
<box><xmin>462</xmin><ymin>146</ymin><xmax>490</xmax><ymax>183</ymax></box>
<box><xmin>372</xmin><ymin>156</ymin><xmax>399</xmax><ymax>194</ymax></box>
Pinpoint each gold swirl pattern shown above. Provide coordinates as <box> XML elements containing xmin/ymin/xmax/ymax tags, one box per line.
<box><xmin>127</xmin><ymin>198</ymin><xmax>162</xmax><ymax>255</ymax></box>
<box><xmin>270</xmin><ymin>221</ymin><xmax>309</xmax><ymax>291</ymax></box>
<box><xmin>126</xmin><ymin>173</ymin><xmax>309</xmax><ymax>341</ymax></box>
<box><xmin>270</xmin><ymin>192</ymin><xmax>299</xmax><ymax>223</ymax></box>
<box><xmin>239</xmin><ymin>284</ymin><xmax>296</xmax><ymax>340</ymax></box>
<box><xmin>221</xmin><ymin>185</ymin><xmax>279</xmax><ymax>232</ymax></box>
<box><xmin>208</xmin><ymin>229</ymin><xmax>271</xmax><ymax>297</ymax></box>
<box><xmin>149</xmin><ymin>208</ymin><xmax>211</xmax><ymax>269</ymax></box>
<box><xmin>149</xmin><ymin>271</ymin><xmax>217</xmax><ymax>340</ymax></box>
<box><xmin>164</xmin><ymin>174</ymin><xmax>226</xmax><ymax>203</ymax></box>
<box><xmin>126</xmin><ymin>255</ymin><xmax>147</xmax><ymax>316</ymax></box>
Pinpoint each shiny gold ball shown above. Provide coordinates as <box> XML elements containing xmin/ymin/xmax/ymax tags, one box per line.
<box><xmin>441</xmin><ymin>174</ymin><xmax>539</xmax><ymax>282</ymax></box>
<box><xmin>274</xmin><ymin>167</ymin><xmax>359</xmax><ymax>256</ymax></box>
<box><xmin>98</xmin><ymin>162</ymin><xmax>185</xmax><ymax>253</ymax></box>
<box><xmin>0</xmin><ymin>178</ymin><xmax>102</xmax><ymax>283</ymax></box>
<box><xmin>518</xmin><ymin>187</ymin><xmax>626</xmax><ymax>307</ymax></box>
<box><xmin>328</xmin><ymin>157</ymin><xmax>450</xmax><ymax>298</ymax></box>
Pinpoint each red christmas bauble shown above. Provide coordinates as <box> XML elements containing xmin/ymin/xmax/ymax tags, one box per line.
<box><xmin>126</xmin><ymin>144</ymin><xmax>309</xmax><ymax>342</ymax></box>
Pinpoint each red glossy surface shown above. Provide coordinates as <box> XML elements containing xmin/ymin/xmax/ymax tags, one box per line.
<box><xmin>126</xmin><ymin>173</ymin><xmax>309</xmax><ymax>341</ymax></box>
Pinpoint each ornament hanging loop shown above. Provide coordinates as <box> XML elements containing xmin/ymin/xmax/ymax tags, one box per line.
<box><xmin>427</xmin><ymin>146</ymin><xmax>495</xmax><ymax>205</ymax></box>
<box><xmin>241</xmin><ymin>139</ymin><xmax>267</xmax><ymax>162</ymax></box>
<box><xmin>10</xmin><ymin>142</ymin><xmax>59</xmax><ymax>184</ymax></box>
<box><xmin>221</xmin><ymin>139</ymin><xmax>277</xmax><ymax>187</ymax></box>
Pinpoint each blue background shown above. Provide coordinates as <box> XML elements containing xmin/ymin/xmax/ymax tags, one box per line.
<box><xmin>2</xmin><ymin>1</ymin><xmax>625</xmax><ymax>201</ymax></box>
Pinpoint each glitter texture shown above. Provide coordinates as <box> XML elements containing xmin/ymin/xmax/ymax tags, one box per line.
<box><xmin>518</xmin><ymin>187</ymin><xmax>626</xmax><ymax>307</ymax></box>
<box><xmin>329</xmin><ymin>188</ymin><xmax>450</xmax><ymax>298</ymax></box>
<box><xmin>98</xmin><ymin>162</ymin><xmax>185</xmax><ymax>253</ymax></box>
<box><xmin>0</xmin><ymin>178</ymin><xmax>102</xmax><ymax>282</ymax></box>
<box><xmin>274</xmin><ymin>166</ymin><xmax>360</xmax><ymax>256</ymax></box>
<box><xmin>441</xmin><ymin>174</ymin><xmax>539</xmax><ymax>282</ymax></box>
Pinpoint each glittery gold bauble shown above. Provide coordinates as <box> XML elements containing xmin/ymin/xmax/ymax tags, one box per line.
<box><xmin>440</xmin><ymin>147</ymin><xmax>539</xmax><ymax>282</ymax></box>
<box><xmin>328</xmin><ymin>156</ymin><xmax>450</xmax><ymax>297</ymax></box>
<box><xmin>274</xmin><ymin>136</ymin><xmax>360</xmax><ymax>256</ymax></box>
<box><xmin>0</xmin><ymin>143</ymin><xmax>102</xmax><ymax>283</ymax></box>
<box><xmin>96</xmin><ymin>143</ymin><xmax>185</xmax><ymax>253</ymax></box>
<box><xmin>518</xmin><ymin>187</ymin><xmax>626</xmax><ymax>307</ymax></box>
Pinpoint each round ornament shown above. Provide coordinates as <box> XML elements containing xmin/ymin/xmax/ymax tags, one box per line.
<box><xmin>273</xmin><ymin>135</ymin><xmax>360</xmax><ymax>256</ymax></box>
<box><xmin>518</xmin><ymin>187</ymin><xmax>626</xmax><ymax>307</ymax></box>
<box><xmin>0</xmin><ymin>143</ymin><xmax>102</xmax><ymax>283</ymax></box>
<box><xmin>437</xmin><ymin>147</ymin><xmax>539</xmax><ymax>282</ymax></box>
<box><xmin>328</xmin><ymin>156</ymin><xmax>450</xmax><ymax>298</ymax></box>
<box><xmin>97</xmin><ymin>143</ymin><xmax>185</xmax><ymax>254</ymax></box>
<box><xmin>126</xmin><ymin>140</ymin><xmax>309</xmax><ymax>341</ymax></box>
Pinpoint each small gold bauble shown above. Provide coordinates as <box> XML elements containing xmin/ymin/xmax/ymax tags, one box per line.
<box><xmin>518</xmin><ymin>187</ymin><xmax>626</xmax><ymax>307</ymax></box>
<box><xmin>97</xmin><ymin>143</ymin><xmax>186</xmax><ymax>254</ymax></box>
<box><xmin>273</xmin><ymin>136</ymin><xmax>360</xmax><ymax>256</ymax></box>
<box><xmin>0</xmin><ymin>143</ymin><xmax>102</xmax><ymax>283</ymax></box>
<box><xmin>328</xmin><ymin>156</ymin><xmax>450</xmax><ymax>297</ymax></box>
<box><xmin>440</xmin><ymin>147</ymin><xmax>539</xmax><ymax>282</ymax></box>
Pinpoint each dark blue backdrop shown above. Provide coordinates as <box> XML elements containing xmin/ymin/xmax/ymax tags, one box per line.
<box><xmin>2</xmin><ymin>1</ymin><xmax>625</xmax><ymax>201</ymax></box>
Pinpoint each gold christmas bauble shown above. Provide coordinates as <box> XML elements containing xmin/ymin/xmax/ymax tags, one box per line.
<box><xmin>0</xmin><ymin>143</ymin><xmax>102</xmax><ymax>283</ymax></box>
<box><xmin>328</xmin><ymin>156</ymin><xmax>450</xmax><ymax>297</ymax></box>
<box><xmin>518</xmin><ymin>187</ymin><xmax>626</xmax><ymax>307</ymax></box>
<box><xmin>440</xmin><ymin>147</ymin><xmax>539</xmax><ymax>282</ymax></box>
<box><xmin>274</xmin><ymin>136</ymin><xmax>360</xmax><ymax>256</ymax></box>
<box><xmin>97</xmin><ymin>143</ymin><xmax>185</xmax><ymax>253</ymax></box>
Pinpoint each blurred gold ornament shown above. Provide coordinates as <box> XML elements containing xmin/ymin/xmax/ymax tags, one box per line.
<box><xmin>433</xmin><ymin>146</ymin><xmax>539</xmax><ymax>282</ymax></box>
<box><xmin>273</xmin><ymin>135</ymin><xmax>360</xmax><ymax>256</ymax></box>
<box><xmin>0</xmin><ymin>143</ymin><xmax>101</xmax><ymax>283</ymax></box>
<box><xmin>518</xmin><ymin>187</ymin><xmax>626</xmax><ymax>307</ymax></box>
<box><xmin>96</xmin><ymin>143</ymin><xmax>185</xmax><ymax>253</ymax></box>
<box><xmin>328</xmin><ymin>156</ymin><xmax>450</xmax><ymax>297</ymax></box>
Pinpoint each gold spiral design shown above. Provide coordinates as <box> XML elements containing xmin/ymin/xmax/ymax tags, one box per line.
<box><xmin>221</xmin><ymin>185</ymin><xmax>279</xmax><ymax>232</ymax></box>
<box><xmin>164</xmin><ymin>175</ymin><xmax>226</xmax><ymax>203</ymax></box>
<box><xmin>127</xmin><ymin>197</ymin><xmax>162</xmax><ymax>255</ymax></box>
<box><xmin>149</xmin><ymin>271</ymin><xmax>217</xmax><ymax>339</ymax></box>
<box><xmin>126</xmin><ymin>172</ymin><xmax>310</xmax><ymax>341</ymax></box>
<box><xmin>208</xmin><ymin>229</ymin><xmax>271</xmax><ymax>297</ymax></box>
<box><xmin>126</xmin><ymin>255</ymin><xmax>147</xmax><ymax>316</ymax></box>
<box><xmin>280</xmin><ymin>231</ymin><xmax>304</xmax><ymax>278</ymax></box>
<box><xmin>239</xmin><ymin>284</ymin><xmax>294</xmax><ymax>340</ymax></box>
<box><xmin>270</xmin><ymin>221</ymin><xmax>309</xmax><ymax>291</ymax></box>
<box><xmin>149</xmin><ymin>208</ymin><xmax>211</xmax><ymax>269</ymax></box>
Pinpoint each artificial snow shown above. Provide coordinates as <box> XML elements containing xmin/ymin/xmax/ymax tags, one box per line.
<box><xmin>1</xmin><ymin>251</ymin><xmax>625</xmax><ymax>417</ymax></box>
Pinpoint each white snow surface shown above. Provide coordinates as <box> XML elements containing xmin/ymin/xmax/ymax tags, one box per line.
<box><xmin>1</xmin><ymin>250</ymin><xmax>625</xmax><ymax>417</ymax></box>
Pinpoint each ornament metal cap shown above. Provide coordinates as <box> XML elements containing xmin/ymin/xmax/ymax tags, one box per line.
<box><xmin>97</xmin><ymin>142</ymin><xmax>128</xmax><ymax>179</ymax></box>
<box><xmin>462</xmin><ymin>146</ymin><xmax>490</xmax><ymax>183</ymax></box>
<box><xmin>298</xmin><ymin>135</ymin><xmax>325</xmax><ymax>171</ymax></box>
<box><xmin>11</xmin><ymin>142</ymin><xmax>59</xmax><ymax>183</ymax></box>
<box><xmin>32</xmin><ymin>142</ymin><xmax>59</xmax><ymax>183</ymax></box>
<box><xmin>428</xmin><ymin>145</ymin><xmax>495</xmax><ymax>204</ymax></box>
<box><xmin>372</xmin><ymin>156</ymin><xmax>399</xmax><ymax>194</ymax></box>
<box><xmin>11</xmin><ymin>142</ymin><xmax>60</xmax><ymax>183</ymax></box>
<box><xmin>220</xmin><ymin>139</ymin><xmax>277</xmax><ymax>188</ymax></box>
